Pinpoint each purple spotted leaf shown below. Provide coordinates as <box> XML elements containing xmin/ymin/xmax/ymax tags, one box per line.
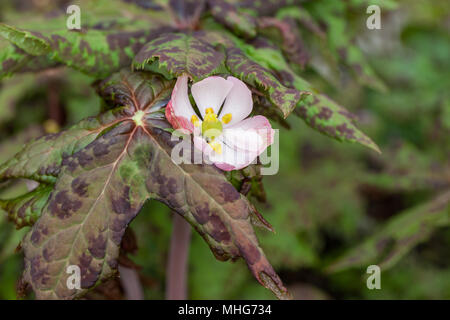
<box><xmin>0</xmin><ymin>108</ymin><xmax>129</xmax><ymax>184</ymax></box>
<box><xmin>21</xmin><ymin>122</ymin><xmax>153</xmax><ymax>299</ymax></box>
<box><xmin>225</xmin><ymin>47</ymin><xmax>310</xmax><ymax>118</ymax></box>
<box><xmin>295</xmin><ymin>94</ymin><xmax>381</xmax><ymax>154</ymax></box>
<box><xmin>0</xmin><ymin>108</ymin><xmax>131</xmax><ymax>231</ymax></box>
<box><xmin>0</xmin><ymin>23</ymin><xmax>173</xmax><ymax>78</ymax></box>
<box><xmin>146</xmin><ymin>127</ymin><xmax>289</xmax><ymax>299</ymax></box>
<box><xmin>99</xmin><ymin>71</ymin><xmax>289</xmax><ymax>299</ymax></box>
<box><xmin>233</xmin><ymin>41</ymin><xmax>381</xmax><ymax>153</ymax></box>
<box><xmin>19</xmin><ymin>72</ymin><xmax>174</xmax><ymax>299</ymax></box>
<box><xmin>17</xmin><ymin>71</ymin><xmax>288</xmax><ymax>299</ymax></box>
<box><xmin>133</xmin><ymin>33</ymin><xmax>227</xmax><ymax>80</ymax></box>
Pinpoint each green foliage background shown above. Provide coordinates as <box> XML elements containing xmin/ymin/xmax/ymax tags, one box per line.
<box><xmin>0</xmin><ymin>0</ymin><xmax>449</xmax><ymax>299</ymax></box>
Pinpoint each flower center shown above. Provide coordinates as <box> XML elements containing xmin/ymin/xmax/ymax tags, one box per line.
<box><xmin>202</xmin><ymin>108</ymin><xmax>223</xmax><ymax>142</ymax></box>
<box><xmin>189</xmin><ymin>108</ymin><xmax>233</xmax><ymax>155</ymax></box>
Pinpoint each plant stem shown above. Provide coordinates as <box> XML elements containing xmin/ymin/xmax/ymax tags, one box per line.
<box><xmin>165</xmin><ymin>213</ymin><xmax>192</xmax><ymax>300</ymax></box>
<box><xmin>118</xmin><ymin>265</ymin><xmax>144</xmax><ymax>300</ymax></box>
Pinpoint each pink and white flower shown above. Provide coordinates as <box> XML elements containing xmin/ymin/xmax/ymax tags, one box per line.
<box><xmin>166</xmin><ymin>75</ymin><xmax>274</xmax><ymax>171</ymax></box>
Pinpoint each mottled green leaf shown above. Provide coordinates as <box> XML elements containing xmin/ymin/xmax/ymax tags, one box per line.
<box><xmin>225</xmin><ymin>47</ymin><xmax>309</xmax><ymax>118</ymax></box>
<box><xmin>0</xmin><ymin>40</ymin><xmax>59</xmax><ymax>79</ymax></box>
<box><xmin>326</xmin><ymin>190</ymin><xmax>450</xmax><ymax>273</ymax></box>
<box><xmin>240</xmin><ymin>43</ymin><xmax>380</xmax><ymax>152</ymax></box>
<box><xmin>0</xmin><ymin>22</ymin><xmax>172</xmax><ymax>78</ymax></box>
<box><xmin>0</xmin><ymin>184</ymin><xmax>52</xmax><ymax>229</ymax></box>
<box><xmin>296</xmin><ymin>94</ymin><xmax>381</xmax><ymax>153</ymax></box>
<box><xmin>0</xmin><ymin>42</ymin><xmax>31</xmax><ymax>79</ymax></box>
<box><xmin>0</xmin><ymin>109</ymin><xmax>128</xmax><ymax>184</ymax></box>
<box><xmin>0</xmin><ymin>23</ymin><xmax>50</xmax><ymax>55</ymax></box>
<box><xmin>133</xmin><ymin>33</ymin><xmax>226</xmax><ymax>80</ymax></box>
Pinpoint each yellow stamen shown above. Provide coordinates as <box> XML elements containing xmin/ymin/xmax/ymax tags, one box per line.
<box><xmin>221</xmin><ymin>113</ymin><xmax>232</xmax><ymax>124</ymax></box>
<box><xmin>204</xmin><ymin>112</ymin><xmax>218</xmax><ymax>123</ymax></box>
<box><xmin>191</xmin><ymin>114</ymin><xmax>200</xmax><ymax>127</ymax></box>
<box><xmin>201</xmin><ymin>108</ymin><xmax>223</xmax><ymax>154</ymax></box>
<box><xmin>209</xmin><ymin>141</ymin><xmax>222</xmax><ymax>154</ymax></box>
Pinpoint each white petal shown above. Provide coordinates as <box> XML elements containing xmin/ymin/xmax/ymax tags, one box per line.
<box><xmin>193</xmin><ymin>134</ymin><xmax>214</xmax><ymax>157</ymax></box>
<box><xmin>220</xmin><ymin>76</ymin><xmax>253</xmax><ymax>126</ymax></box>
<box><xmin>171</xmin><ymin>75</ymin><xmax>196</xmax><ymax>120</ymax></box>
<box><xmin>191</xmin><ymin>76</ymin><xmax>233</xmax><ymax>117</ymax></box>
<box><xmin>221</xmin><ymin>129</ymin><xmax>263</xmax><ymax>153</ymax></box>
<box><xmin>207</xmin><ymin>116</ymin><xmax>274</xmax><ymax>170</ymax></box>
<box><xmin>224</xmin><ymin>115</ymin><xmax>275</xmax><ymax>155</ymax></box>
<box><xmin>208</xmin><ymin>138</ymin><xmax>259</xmax><ymax>171</ymax></box>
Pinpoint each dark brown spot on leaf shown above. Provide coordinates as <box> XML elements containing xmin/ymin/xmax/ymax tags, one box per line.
<box><xmin>88</xmin><ymin>234</ymin><xmax>107</xmax><ymax>259</ymax></box>
<box><xmin>48</xmin><ymin>190</ymin><xmax>82</xmax><ymax>219</ymax></box>
<box><xmin>111</xmin><ymin>186</ymin><xmax>131</xmax><ymax>214</ymax></box>
<box><xmin>220</xmin><ymin>182</ymin><xmax>240</xmax><ymax>202</ymax></box>
<box><xmin>194</xmin><ymin>203</ymin><xmax>210</xmax><ymax>224</ymax></box>
<box><xmin>71</xmin><ymin>177</ymin><xmax>89</xmax><ymax>197</ymax></box>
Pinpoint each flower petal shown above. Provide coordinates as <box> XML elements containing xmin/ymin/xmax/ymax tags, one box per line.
<box><xmin>191</xmin><ymin>76</ymin><xmax>233</xmax><ymax>117</ymax></box>
<box><xmin>220</xmin><ymin>76</ymin><xmax>253</xmax><ymax>126</ymax></box>
<box><xmin>208</xmin><ymin>116</ymin><xmax>274</xmax><ymax>171</ymax></box>
<box><xmin>221</xmin><ymin>129</ymin><xmax>263</xmax><ymax>153</ymax></box>
<box><xmin>167</xmin><ymin>75</ymin><xmax>196</xmax><ymax>132</ymax></box>
<box><xmin>226</xmin><ymin>115</ymin><xmax>275</xmax><ymax>154</ymax></box>
<box><xmin>165</xmin><ymin>100</ymin><xmax>194</xmax><ymax>132</ymax></box>
<box><xmin>208</xmin><ymin>139</ymin><xmax>259</xmax><ymax>171</ymax></box>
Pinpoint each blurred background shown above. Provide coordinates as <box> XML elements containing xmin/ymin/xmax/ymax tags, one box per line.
<box><xmin>0</xmin><ymin>0</ymin><xmax>449</xmax><ymax>299</ymax></box>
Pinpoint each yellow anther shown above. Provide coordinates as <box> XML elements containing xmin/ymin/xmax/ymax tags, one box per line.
<box><xmin>205</xmin><ymin>107</ymin><xmax>214</xmax><ymax>115</ymax></box>
<box><xmin>221</xmin><ymin>113</ymin><xmax>232</xmax><ymax>124</ymax></box>
<box><xmin>209</xmin><ymin>141</ymin><xmax>222</xmax><ymax>154</ymax></box>
<box><xmin>191</xmin><ymin>114</ymin><xmax>200</xmax><ymax>127</ymax></box>
<box><xmin>204</xmin><ymin>112</ymin><xmax>218</xmax><ymax>122</ymax></box>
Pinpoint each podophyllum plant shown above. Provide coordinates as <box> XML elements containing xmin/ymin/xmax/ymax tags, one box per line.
<box><xmin>0</xmin><ymin>0</ymin><xmax>384</xmax><ymax>299</ymax></box>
